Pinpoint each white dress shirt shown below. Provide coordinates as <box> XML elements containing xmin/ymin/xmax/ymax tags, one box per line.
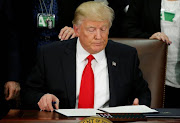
<box><xmin>75</xmin><ymin>38</ymin><xmax>109</xmax><ymax>109</ymax></box>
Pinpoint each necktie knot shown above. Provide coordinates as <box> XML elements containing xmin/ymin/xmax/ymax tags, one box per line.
<box><xmin>87</xmin><ymin>55</ymin><xmax>94</xmax><ymax>63</ymax></box>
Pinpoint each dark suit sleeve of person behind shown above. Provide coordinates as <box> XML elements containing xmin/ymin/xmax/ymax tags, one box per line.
<box><xmin>106</xmin><ymin>40</ymin><xmax>151</xmax><ymax>107</ymax></box>
<box><xmin>108</xmin><ymin>0</ymin><xmax>130</xmax><ymax>37</ymax></box>
<box><xmin>127</xmin><ymin>0</ymin><xmax>156</xmax><ymax>38</ymax></box>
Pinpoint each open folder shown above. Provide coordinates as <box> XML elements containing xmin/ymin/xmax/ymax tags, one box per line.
<box><xmin>54</xmin><ymin>105</ymin><xmax>158</xmax><ymax>117</ymax></box>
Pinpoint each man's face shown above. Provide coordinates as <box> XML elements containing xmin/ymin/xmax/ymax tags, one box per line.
<box><xmin>74</xmin><ymin>20</ymin><xmax>109</xmax><ymax>54</ymax></box>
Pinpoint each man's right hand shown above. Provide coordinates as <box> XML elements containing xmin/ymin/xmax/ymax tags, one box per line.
<box><xmin>37</xmin><ymin>93</ymin><xmax>59</xmax><ymax>112</ymax></box>
<box><xmin>4</xmin><ymin>81</ymin><xmax>20</xmax><ymax>101</ymax></box>
<box><xmin>149</xmin><ymin>32</ymin><xmax>172</xmax><ymax>45</ymax></box>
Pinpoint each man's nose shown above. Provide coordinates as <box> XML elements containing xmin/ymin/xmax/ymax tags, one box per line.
<box><xmin>95</xmin><ymin>30</ymin><xmax>102</xmax><ymax>39</ymax></box>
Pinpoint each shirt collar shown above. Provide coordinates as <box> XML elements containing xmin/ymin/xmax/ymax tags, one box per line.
<box><xmin>76</xmin><ymin>38</ymin><xmax>105</xmax><ymax>63</ymax></box>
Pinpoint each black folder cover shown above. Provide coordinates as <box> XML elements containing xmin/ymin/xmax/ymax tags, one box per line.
<box><xmin>97</xmin><ymin>113</ymin><xmax>147</xmax><ymax>122</ymax></box>
<box><xmin>144</xmin><ymin>108</ymin><xmax>180</xmax><ymax>118</ymax></box>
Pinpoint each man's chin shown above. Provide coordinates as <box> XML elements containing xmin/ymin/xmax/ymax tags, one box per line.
<box><xmin>91</xmin><ymin>47</ymin><xmax>104</xmax><ymax>54</ymax></box>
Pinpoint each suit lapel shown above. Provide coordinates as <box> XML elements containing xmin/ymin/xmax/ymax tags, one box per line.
<box><xmin>148</xmin><ymin>0</ymin><xmax>161</xmax><ymax>31</ymax></box>
<box><xmin>105</xmin><ymin>40</ymin><xmax>120</xmax><ymax>106</ymax></box>
<box><xmin>62</xmin><ymin>39</ymin><xmax>77</xmax><ymax>108</ymax></box>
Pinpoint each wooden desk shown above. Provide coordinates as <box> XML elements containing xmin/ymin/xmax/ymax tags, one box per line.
<box><xmin>1</xmin><ymin>109</ymin><xmax>180</xmax><ymax>123</ymax></box>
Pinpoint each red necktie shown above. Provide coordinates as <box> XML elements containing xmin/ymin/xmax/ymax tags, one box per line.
<box><xmin>78</xmin><ymin>55</ymin><xmax>94</xmax><ymax>108</ymax></box>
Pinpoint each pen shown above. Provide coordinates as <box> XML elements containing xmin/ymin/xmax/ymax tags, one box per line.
<box><xmin>52</xmin><ymin>101</ymin><xmax>56</xmax><ymax>105</ymax></box>
<box><xmin>52</xmin><ymin>101</ymin><xmax>57</xmax><ymax>109</ymax></box>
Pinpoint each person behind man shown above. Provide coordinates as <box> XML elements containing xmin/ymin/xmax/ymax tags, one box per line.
<box><xmin>22</xmin><ymin>1</ymin><xmax>151</xmax><ymax>111</ymax></box>
<box><xmin>0</xmin><ymin>0</ymin><xmax>21</xmax><ymax>109</ymax></box>
<box><xmin>127</xmin><ymin>0</ymin><xmax>180</xmax><ymax>108</ymax></box>
<box><xmin>0</xmin><ymin>83</ymin><xmax>10</xmax><ymax>119</ymax></box>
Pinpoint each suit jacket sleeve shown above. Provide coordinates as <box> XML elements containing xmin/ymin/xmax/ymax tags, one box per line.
<box><xmin>131</xmin><ymin>50</ymin><xmax>151</xmax><ymax>106</ymax></box>
<box><xmin>22</xmin><ymin>46</ymin><xmax>47</xmax><ymax>109</ymax></box>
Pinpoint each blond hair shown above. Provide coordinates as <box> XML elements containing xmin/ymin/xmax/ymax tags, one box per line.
<box><xmin>72</xmin><ymin>1</ymin><xmax>114</xmax><ymax>27</ymax></box>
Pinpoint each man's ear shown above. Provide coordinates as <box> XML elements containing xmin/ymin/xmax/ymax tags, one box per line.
<box><xmin>73</xmin><ymin>24</ymin><xmax>80</xmax><ymax>37</ymax></box>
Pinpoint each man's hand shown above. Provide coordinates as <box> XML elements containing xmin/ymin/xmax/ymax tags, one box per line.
<box><xmin>4</xmin><ymin>81</ymin><xmax>20</xmax><ymax>101</ymax></box>
<box><xmin>132</xmin><ymin>98</ymin><xmax>139</xmax><ymax>105</ymax></box>
<box><xmin>149</xmin><ymin>32</ymin><xmax>172</xmax><ymax>45</ymax></box>
<box><xmin>58</xmin><ymin>26</ymin><xmax>76</xmax><ymax>41</ymax></box>
<box><xmin>38</xmin><ymin>93</ymin><xmax>59</xmax><ymax>112</ymax></box>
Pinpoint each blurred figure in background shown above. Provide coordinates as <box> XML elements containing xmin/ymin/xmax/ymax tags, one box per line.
<box><xmin>127</xmin><ymin>0</ymin><xmax>180</xmax><ymax>108</ymax></box>
<box><xmin>0</xmin><ymin>0</ymin><xmax>21</xmax><ymax>113</ymax></box>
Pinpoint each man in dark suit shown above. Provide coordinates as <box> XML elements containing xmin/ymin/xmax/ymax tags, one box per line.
<box><xmin>23</xmin><ymin>1</ymin><xmax>151</xmax><ymax>111</ymax></box>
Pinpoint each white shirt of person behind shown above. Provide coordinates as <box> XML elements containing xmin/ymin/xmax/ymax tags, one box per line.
<box><xmin>161</xmin><ymin>0</ymin><xmax>180</xmax><ymax>88</ymax></box>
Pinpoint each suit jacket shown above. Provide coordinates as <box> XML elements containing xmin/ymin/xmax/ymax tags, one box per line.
<box><xmin>23</xmin><ymin>38</ymin><xmax>151</xmax><ymax>109</ymax></box>
<box><xmin>0</xmin><ymin>0</ymin><xmax>21</xmax><ymax>83</ymax></box>
<box><xmin>127</xmin><ymin>0</ymin><xmax>161</xmax><ymax>38</ymax></box>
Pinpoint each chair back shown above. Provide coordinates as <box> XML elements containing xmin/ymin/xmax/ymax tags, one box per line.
<box><xmin>110</xmin><ymin>38</ymin><xmax>167</xmax><ymax>108</ymax></box>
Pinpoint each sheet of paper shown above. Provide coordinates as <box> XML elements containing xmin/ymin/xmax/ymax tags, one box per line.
<box><xmin>55</xmin><ymin>109</ymin><xmax>103</xmax><ymax>117</ymax></box>
<box><xmin>99</xmin><ymin>105</ymin><xmax>158</xmax><ymax>113</ymax></box>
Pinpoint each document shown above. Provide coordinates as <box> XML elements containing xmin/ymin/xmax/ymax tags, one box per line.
<box><xmin>99</xmin><ymin>105</ymin><xmax>158</xmax><ymax>113</ymax></box>
<box><xmin>55</xmin><ymin>109</ymin><xmax>103</xmax><ymax>117</ymax></box>
<box><xmin>55</xmin><ymin>105</ymin><xmax>158</xmax><ymax>117</ymax></box>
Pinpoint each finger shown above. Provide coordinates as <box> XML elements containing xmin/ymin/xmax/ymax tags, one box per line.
<box><xmin>160</xmin><ymin>33</ymin><xmax>168</xmax><ymax>43</ymax></box>
<box><xmin>133</xmin><ymin>98</ymin><xmax>139</xmax><ymax>105</ymax></box>
<box><xmin>51</xmin><ymin>95</ymin><xmax>59</xmax><ymax>110</ymax></box>
<box><xmin>38</xmin><ymin>98</ymin><xmax>44</xmax><ymax>111</ymax></box>
<box><xmin>61</xmin><ymin>27</ymin><xmax>73</xmax><ymax>40</ymax></box>
<box><xmin>46</xmin><ymin>96</ymin><xmax>54</xmax><ymax>112</ymax></box>
<box><xmin>156</xmin><ymin>36</ymin><xmax>162</xmax><ymax>41</ymax></box>
<box><xmin>164</xmin><ymin>37</ymin><xmax>172</xmax><ymax>45</ymax></box>
<box><xmin>59</xmin><ymin>26</ymin><xmax>68</xmax><ymax>39</ymax></box>
<box><xmin>37</xmin><ymin>101</ymin><xmax>43</xmax><ymax>111</ymax></box>
<box><xmin>71</xmin><ymin>33</ymin><xmax>76</xmax><ymax>39</ymax></box>
<box><xmin>54</xmin><ymin>100</ymin><xmax>59</xmax><ymax>110</ymax></box>
<box><xmin>52</xmin><ymin>99</ymin><xmax>59</xmax><ymax>110</ymax></box>
<box><xmin>149</xmin><ymin>33</ymin><xmax>159</xmax><ymax>40</ymax></box>
<box><xmin>167</xmin><ymin>40</ymin><xmax>172</xmax><ymax>45</ymax></box>
<box><xmin>40</xmin><ymin>96</ymin><xmax>47</xmax><ymax>111</ymax></box>
<box><xmin>64</xmin><ymin>31</ymin><xmax>74</xmax><ymax>40</ymax></box>
<box><xmin>61</xmin><ymin>30</ymin><xmax>70</xmax><ymax>40</ymax></box>
<box><xmin>43</xmin><ymin>96</ymin><xmax>49</xmax><ymax>111</ymax></box>
<box><xmin>6</xmin><ymin>86</ymin><xmax>15</xmax><ymax>100</ymax></box>
<box><xmin>159</xmin><ymin>34</ymin><xmax>171</xmax><ymax>44</ymax></box>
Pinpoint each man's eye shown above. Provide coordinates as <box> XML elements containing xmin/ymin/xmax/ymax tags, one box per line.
<box><xmin>101</xmin><ymin>27</ymin><xmax>107</xmax><ymax>31</ymax></box>
<box><xmin>88</xmin><ymin>28</ymin><xmax>95</xmax><ymax>32</ymax></box>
